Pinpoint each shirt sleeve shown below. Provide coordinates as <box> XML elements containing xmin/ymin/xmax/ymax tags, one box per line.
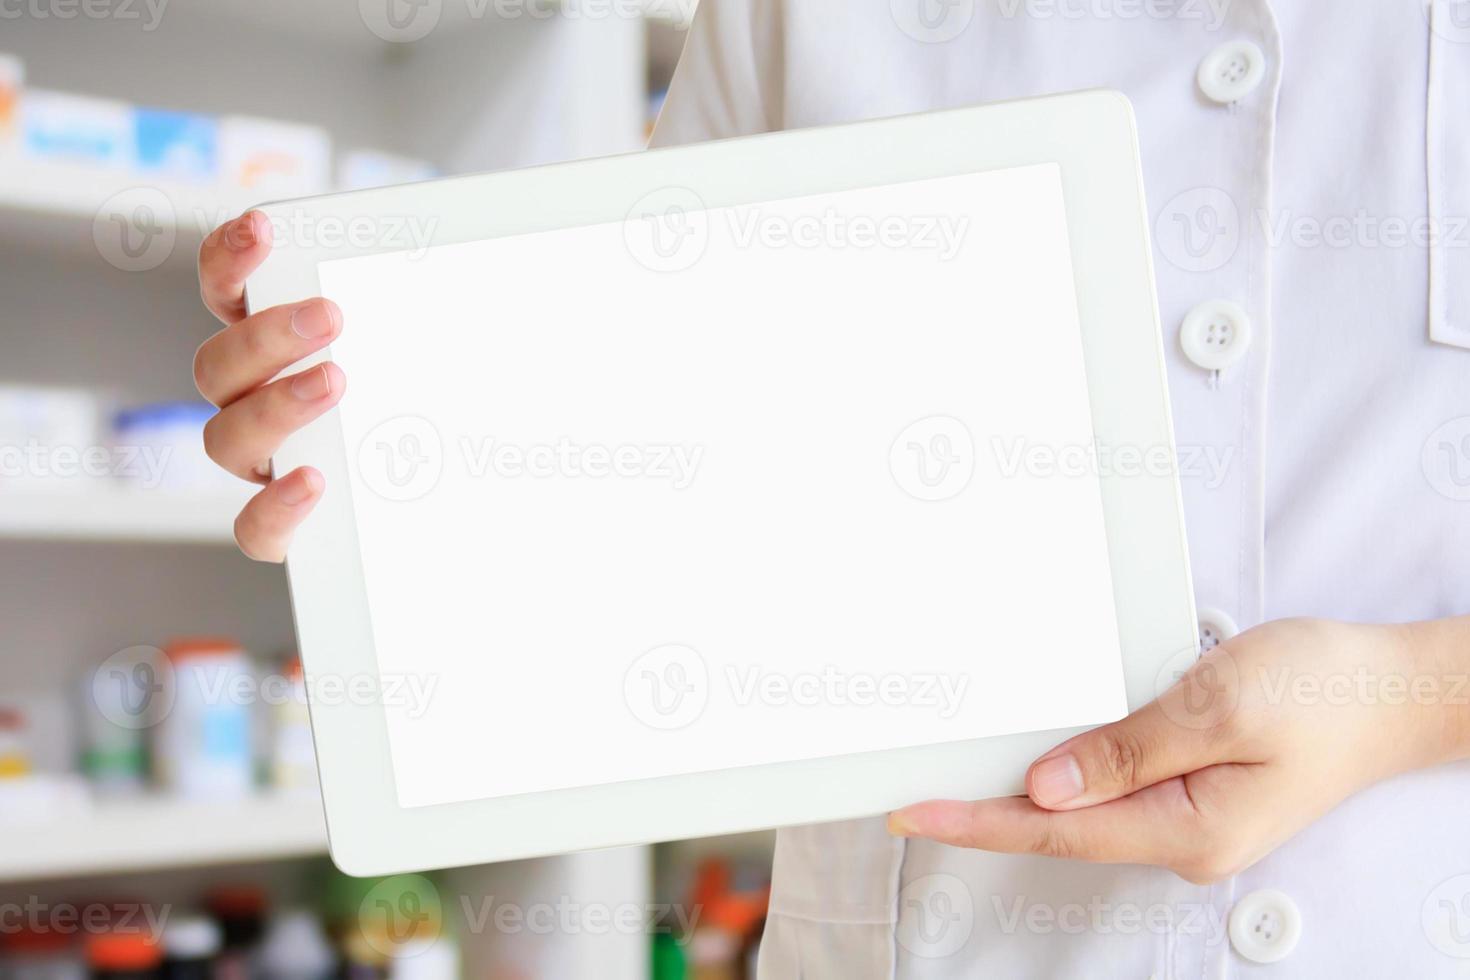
<box><xmin>648</xmin><ymin>0</ymin><xmax>787</xmax><ymax>148</ymax></box>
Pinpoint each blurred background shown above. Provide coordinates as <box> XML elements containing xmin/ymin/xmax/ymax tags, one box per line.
<box><xmin>0</xmin><ymin>2</ymin><xmax>774</xmax><ymax>976</ymax></box>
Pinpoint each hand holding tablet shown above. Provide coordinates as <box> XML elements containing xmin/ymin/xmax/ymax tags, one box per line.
<box><xmin>230</xmin><ymin>90</ymin><xmax>1197</xmax><ymax>875</ymax></box>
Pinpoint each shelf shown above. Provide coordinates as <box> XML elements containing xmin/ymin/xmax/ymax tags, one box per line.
<box><xmin>190</xmin><ymin>0</ymin><xmax>695</xmax><ymax>45</ymax></box>
<box><xmin>0</xmin><ymin>154</ymin><xmax>255</xmax><ymax>272</ymax></box>
<box><xmin>0</xmin><ymin>792</ymin><xmax>327</xmax><ymax>882</ymax></box>
<box><xmin>0</xmin><ymin>489</ymin><xmax>247</xmax><ymax>545</ymax></box>
<box><xmin>0</xmin><ymin>157</ymin><xmax>242</xmax><ymax>225</ymax></box>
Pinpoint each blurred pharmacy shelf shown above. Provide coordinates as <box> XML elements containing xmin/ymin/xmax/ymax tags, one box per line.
<box><xmin>0</xmin><ymin>156</ymin><xmax>250</xmax><ymax>226</ymax></box>
<box><xmin>0</xmin><ymin>9</ymin><xmax>687</xmax><ymax>976</ymax></box>
<box><xmin>190</xmin><ymin>0</ymin><xmax>698</xmax><ymax>43</ymax></box>
<box><xmin>0</xmin><ymin>155</ymin><xmax>260</xmax><ymax>273</ymax></box>
<box><xmin>0</xmin><ymin>792</ymin><xmax>327</xmax><ymax>883</ymax></box>
<box><xmin>0</xmin><ymin>490</ymin><xmax>244</xmax><ymax>544</ymax></box>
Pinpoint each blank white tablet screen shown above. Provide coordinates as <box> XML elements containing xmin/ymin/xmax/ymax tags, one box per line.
<box><xmin>317</xmin><ymin>162</ymin><xmax>1127</xmax><ymax>810</ymax></box>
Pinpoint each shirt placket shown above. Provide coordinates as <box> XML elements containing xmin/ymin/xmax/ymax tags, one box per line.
<box><xmin>1152</xmin><ymin>0</ymin><xmax>1283</xmax><ymax>976</ymax></box>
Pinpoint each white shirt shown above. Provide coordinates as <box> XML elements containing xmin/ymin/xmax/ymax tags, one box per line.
<box><xmin>650</xmin><ymin>1</ymin><xmax>1470</xmax><ymax>976</ymax></box>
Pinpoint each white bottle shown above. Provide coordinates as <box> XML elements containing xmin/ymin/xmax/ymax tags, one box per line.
<box><xmin>259</xmin><ymin>910</ymin><xmax>336</xmax><ymax>980</ymax></box>
<box><xmin>387</xmin><ymin>935</ymin><xmax>460</xmax><ymax>980</ymax></box>
<box><xmin>270</xmin><ymin>657</ymin><xmax>319</xmax><ymax>792</ymax></box>
<box><xmin>161</xmin><ymin>915</ymin><xmax>222</xmax><ymax>973</ymax></box>
<box><xmin>154</xmin><ymin>637</ymin><xmax>254</xmax><ymax>800</ymax></box>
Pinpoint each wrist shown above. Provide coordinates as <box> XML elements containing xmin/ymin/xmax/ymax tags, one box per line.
<box><xmin>1396</xmin><ymin>617</ymin><xmax>1470</xmax><ymax>768</ymax></box>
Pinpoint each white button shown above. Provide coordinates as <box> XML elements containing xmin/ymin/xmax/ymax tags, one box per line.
<box><xmin>1198</xmin><ymin>40</ymin><xmax>1266</xmax><ymax>104</ymax></box>
<box><xmin>1229</xmin><ymin>890</ymin><xmax>1302</xmax><ymax>964</ymax></box>
<box><xmin>1180</xmin><ymin>300</ymin><xmax>1252</xmax><ymax>371</ymax></box>
<box><xmin>1197</xmin><ymin>607</ymin><xmax>1239</xmax><ymax>652</ymax></box>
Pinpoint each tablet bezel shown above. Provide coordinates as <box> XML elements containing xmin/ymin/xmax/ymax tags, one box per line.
<box><xmin>251</xmin><ymin>88</ymin><xmax>1197</xmax><ymax>876</ymax></box>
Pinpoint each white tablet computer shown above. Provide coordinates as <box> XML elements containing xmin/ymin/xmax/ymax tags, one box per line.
<box><xmin>249</xmin><ymin>89</ymin><xmax>1197</xmax><ymax>876</ymax></box>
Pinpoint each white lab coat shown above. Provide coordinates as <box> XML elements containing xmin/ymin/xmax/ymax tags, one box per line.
<box><xmin>650</xmin><ymin>1</ymin><xmax>1470</xmax><ymax>976</ymax></box>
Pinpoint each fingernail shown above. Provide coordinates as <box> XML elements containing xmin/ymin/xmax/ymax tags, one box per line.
<box><xmin>277</xmin><ymin>469</ymin><xmax>318</xmax><ymax>506</ymax></box>
<box><xmin>888</xmin><ymin>801</ymin><xmax>965</xmax><ymax>839</ymax></box>
<box><xmin>229</xmin><ymin>212</ymin><xmax>260</xmax><ymax>251</ymax></box>
<box><xmin>291</xmin><ymin>301</ymin><xmax>336</xmax><ymax>339</ymax></box>
<box><xmin>291</xmin><ymin>365</ymin><xmax>333</xmax><ymax>401</ymax></box>
<box><xmin>887</xmin><ymin>810</ymin><xmax>920</xmax><ymax>837</ymax></box>
<box><xmin>1030</xmin><ymin>754</ymin><xmax>1085</xmax><ymax>807</ymax></box>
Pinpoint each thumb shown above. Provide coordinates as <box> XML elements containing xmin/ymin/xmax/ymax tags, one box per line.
<box><xmin>1026</xmin><ymin>699</ymin><xmax>1225</xmax><ymax>811</ymax></box>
